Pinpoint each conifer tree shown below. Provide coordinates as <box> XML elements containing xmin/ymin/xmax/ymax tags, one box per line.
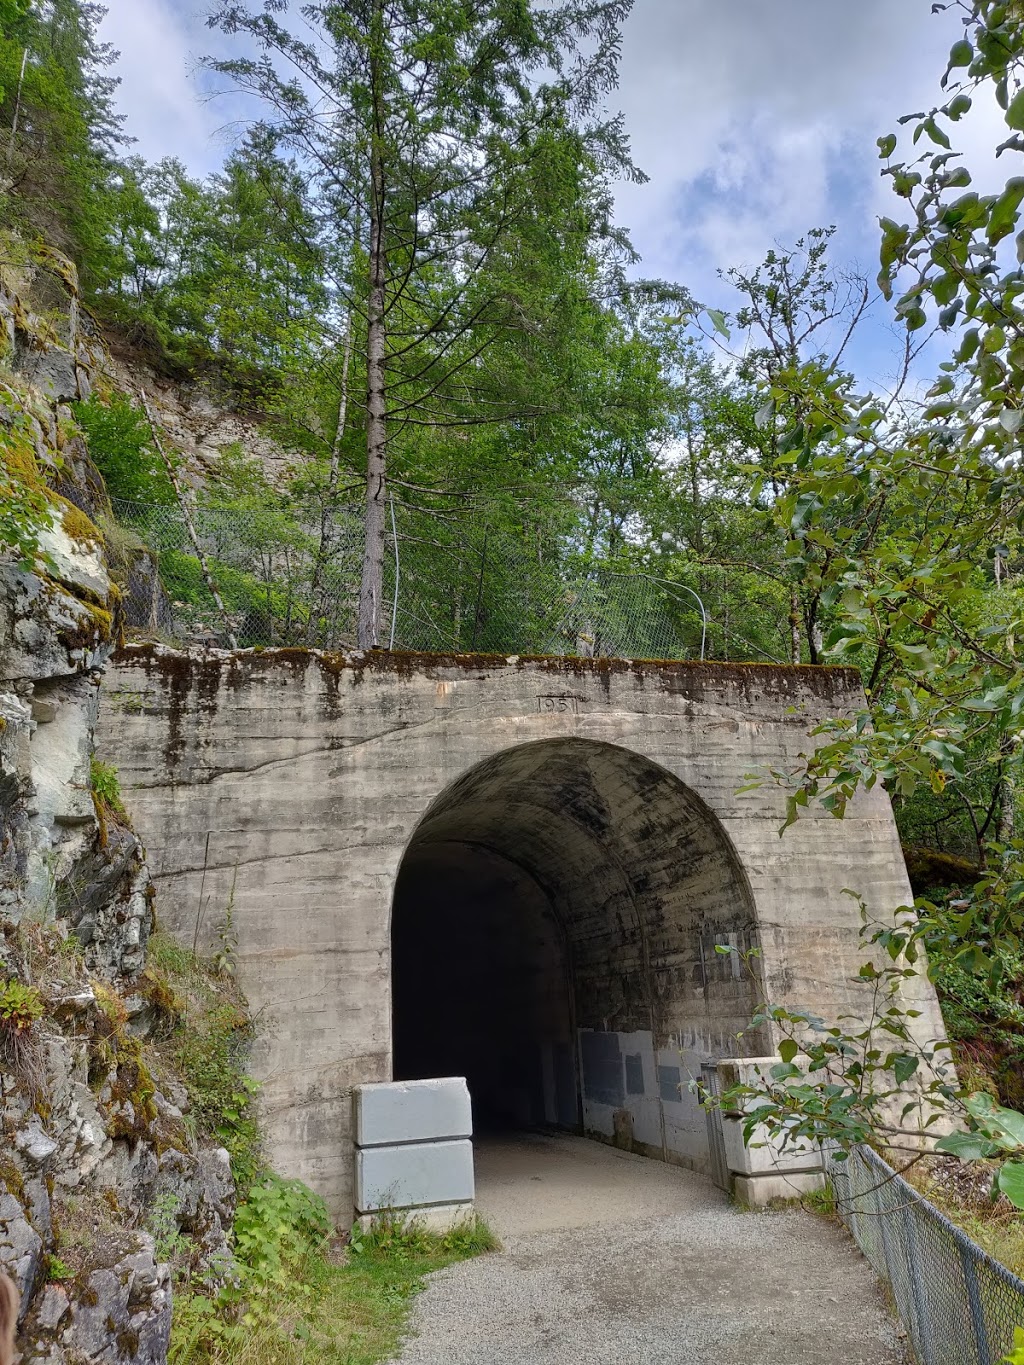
<box><xmin>0</xmin><ymin>0</ymin><xmax>124</xmax><ymax>285</ymax></box>
<box><xmin>209</xmin><ymin>0</ymin><xmax>639</xmax><ymax>647</ymax></box>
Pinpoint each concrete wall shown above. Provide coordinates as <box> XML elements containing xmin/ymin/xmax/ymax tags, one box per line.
<box><xmin>96</xmin><ymin>647</ymin><xmax>945</xmax><ymax>1217</ymax></box>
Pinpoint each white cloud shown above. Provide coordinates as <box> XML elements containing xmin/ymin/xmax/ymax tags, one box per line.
<box><xmin>614</xmin><ymin>0</ymin><xmax>962</xmax><ymax>287</ymax></box>
<box><xmin>102</xmin><ymin>0</ymin><xmax>241</xmax><ymax>173</ymax></box>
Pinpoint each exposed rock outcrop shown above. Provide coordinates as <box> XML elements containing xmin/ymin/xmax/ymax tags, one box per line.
<box><xmin>1</xmin><ymin>241</ymin><xmax>240</xmax><ymax>1365</ymax></box>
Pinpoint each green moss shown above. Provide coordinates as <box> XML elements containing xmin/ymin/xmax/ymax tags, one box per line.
<box><xmin>0</xmin><ymin>1155</ymin><xmax>25</xmax><ymax>1201</ymax></box>
<box><xmin>57</xmin><ymin>597</ymin><xmax>113</xmax><ymax>653</ymax></box>
<box><xmin>56</xmin><ymin>498</ymin><xmax>104</xmax><ymax>547</ymax></box>
<box><xmin>137</xmin><ymin>966</ymin><xmax>183</xmax><ymax>1034</ymax></box>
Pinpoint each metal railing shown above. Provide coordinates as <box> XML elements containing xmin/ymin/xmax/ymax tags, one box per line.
<box><xmin>104</xmin><ymin>497</ymin><xmax>710</xmax><ymax>659</ymax></box>
<box><xmin>830</xmin><ymin>1145</ymin><xmax>1024</xmax><ymax>1365</ymax></box>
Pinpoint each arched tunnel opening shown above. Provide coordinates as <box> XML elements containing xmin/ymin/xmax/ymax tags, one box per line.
<box><xmin>391</xmin><ymin>738</ymin><xmax>769</xmax><ymax>1170</ymax></box>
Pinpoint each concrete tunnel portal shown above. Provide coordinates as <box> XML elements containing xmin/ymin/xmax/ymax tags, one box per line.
<box><xmin>391</xmin><ymin>738</ymin><xmax>771</xmax><ymax>1172</ymax></box>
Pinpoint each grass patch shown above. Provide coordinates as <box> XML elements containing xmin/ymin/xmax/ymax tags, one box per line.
<box><xmin>797</xmin><ymin>1183</ymin><xmax>838</xmax><ymax>1220</ymax></box>
<box><xmin>171</xmin><ymin>1214</ymin><xmax>498</xmax><ymax>1365</ymax></box>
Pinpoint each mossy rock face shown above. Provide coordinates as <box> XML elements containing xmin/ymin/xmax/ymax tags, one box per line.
<box><xmin>904</xmin><ymin>845</ymin><xmax>980</xmax><ymax>896</ymax></box>
<box><xmin>52</xmin><ymin>431</ymin><xmax>112</xmax><ymax>524</ymax></box>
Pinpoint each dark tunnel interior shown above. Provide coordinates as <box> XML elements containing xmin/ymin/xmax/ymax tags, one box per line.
<box><xmin>390</xmin><ymin>738</ymin><xmax>767</xmax><ymax>1156</ymax></box>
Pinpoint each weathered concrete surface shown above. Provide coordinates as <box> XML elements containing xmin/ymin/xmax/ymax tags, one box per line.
<box><xmin>356</xmin><ymin>1140</ymin><xmax>475</xmax><ymax>1214</ymax></box>
<box><xmin>96</xmin><ymin>647</ymin><xmax>945</xmax><ymax>1217</ymax></box>
<box><xmin>393</xmin><ymin>1133</ymin><xmax>905</xmax><ymax>1365</ymax></box>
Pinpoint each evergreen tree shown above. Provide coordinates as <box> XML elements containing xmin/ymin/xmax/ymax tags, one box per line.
<box><xmin>208</xmin><ymin>0</ymin><xmax>640</xmax><ymax>646</ymax></box>
<box><xmin>0</xmin><ymin>0</ymin><xmax>125</xmax><ymax>286</ymax></box>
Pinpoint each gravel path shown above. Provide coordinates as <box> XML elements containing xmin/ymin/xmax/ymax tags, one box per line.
<box><xmin>391</xmin><ymin>1133</ymin><xmax>906</xmax><ymax>1365</ymax></box>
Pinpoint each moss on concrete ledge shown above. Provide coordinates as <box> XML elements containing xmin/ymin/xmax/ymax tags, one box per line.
<box><xmin>111</xmin><ymin>641</ymin><xmax>863</xmax><ymax>705</ymax></box>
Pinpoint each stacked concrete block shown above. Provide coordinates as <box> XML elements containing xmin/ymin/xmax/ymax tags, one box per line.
<box><xmin>353</xmin><ymin>1078</ymin><xmax>474</xmax><ymax>1231</ymax></box>
<box><xmin>716</xmin><ymin>1058</ymin><xmax>826</xmax><ymax>1207</ymax></box>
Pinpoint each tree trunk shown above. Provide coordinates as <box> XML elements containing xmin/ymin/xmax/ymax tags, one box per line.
<box><xmin>357</xmin><ymin>5</ymin><xmax>388</xmax><ymax>650</ymax></box>
<box><xmin>789</xmin><ymin>588</ymin><xmax>802</xmax><ymax>665</ymax></box>
<box><xmin>307</xmin><ymin>314</ymin><xmax>353</xmax><ymax>644</ymax></box>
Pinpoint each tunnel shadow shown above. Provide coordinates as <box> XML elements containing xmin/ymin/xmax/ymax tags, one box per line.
<box><xmin>390</xmin><ymin>738</ymin><xmax>769</xmax><ymax>1169</ymax></box>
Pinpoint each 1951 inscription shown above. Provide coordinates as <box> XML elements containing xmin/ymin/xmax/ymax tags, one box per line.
<box><xmin>537</xmin><ymin>694</ymin><xmax>583</xmax><ymax>714</ymax></box>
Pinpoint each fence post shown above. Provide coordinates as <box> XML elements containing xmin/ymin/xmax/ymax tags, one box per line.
<box><xmin>959</xmin><ymin>1241</ymin><xmax>993</xmax><ymax>1365</ymax></box>
<box><xmin>470</xmin><ymin>528</ymin><xmax>489</xmax><ymax>650</ymax></box>
<box><xmin>875</xmin><ymin>1164</ymin><xmax>896</xmax><ymax>1286</ymax></box>
<box><xmin>902</xmin><ymin>1197</ymin><xmax>937</xmax><ymax>1365</ymax></box>
<box><xmin>838</xmin><ymin>1156</ymin><xmax>861</xmax><ymax>1251</ymax></box>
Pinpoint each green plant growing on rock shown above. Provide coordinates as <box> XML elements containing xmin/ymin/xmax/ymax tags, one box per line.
<box><xmin>88</xmin><ymin>981</ymin><xmax>161</xmax><ymax>1138</ymax></box>
<box><xmin>147</xmin><ymin>1190</ymin><xmax>188</xmax><ymax>1265</ymax></box>
<box><xmin>0</xmin><ymin>976</ymin><xmax>45</xmax><ymax>1092</ymax></box>
<box><xmin>44</xmin><ymin>1255</ymin><xmax>74</xmax><ymax>1283</ymax></box>
<box><xmin>147</xmin><ymin>931</ymin><xmax>262</xmax><ymax>1190</ymax></box>
<box><xmin>89</xmin><ymin>757</ymin><xmax>126</xmax><ymax>819</ymax></box>
<box><xmin>0</xmin><ymin>978</ymin><xmax>44</xmax><ymax>1034</ymax></box>
<box><xmin>0</xmin><ymin>390</ymin><xmax>59</xmax><ymax>567</ymax></box>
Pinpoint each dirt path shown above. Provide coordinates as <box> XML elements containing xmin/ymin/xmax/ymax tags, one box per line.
<box><xmin>391</xmin><ymin>1132</ymin><xmax>906</xmax><ymax>1365</ymax></box>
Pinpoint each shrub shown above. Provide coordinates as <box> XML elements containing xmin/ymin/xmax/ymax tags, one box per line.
<box><xmin>0</xmin><ymin>977</ymin><xmax>45</xmax><ymax>1081</ymax></box>
<box><xmin>73</xmin><ymin>394</ymin><xmax>175</xmax><ymax>505</ymax></box>
<box><xmin>926</xmin><ymin>913</ymin><xmax>1024</xmax><ymax>1111</ymax></box>
<box><xmin>170</xmin><ymin>1176</ymin><xmax>330</xmax><ymax>1358</ymax></box>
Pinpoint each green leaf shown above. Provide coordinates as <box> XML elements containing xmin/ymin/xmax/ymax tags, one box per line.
<box><xmin>706</xmin><ymin>308</ymin><xmax>730</xmax><ymax>339</ymax></box>
<box><xmin>893</xmin><ymin>1054</ymin><xmax>919</xmax><ymax>1085</ymax></box>
<box><xmin>923</xmin><ymin>118</ymin><xmax>951</xmax><ymax>150</ymax></box>
<box><xmin>997</xmin><ymin>1161</ymin><xmax>1024</xmax><ymax>1209</ymax></box>
<box><xmin>877</xmin><ymin>134</ymin><xmax>897</xmax><ymax>159</ymax></box>
<box><xmin>769</xmin><ymin>1061</ymin><xmax>801</xmax><ymax>1081</ymax></box>
<box><xmin>779</xmin><ymin>1039</ymin><xmax>799</xmax><ymax>1064</ymax></box>
<box><xmin>935</xmin><ymin>1131</ymin><xmax>998</xmax><ymax>1160</ymax></box>
<box><xmin>988</xmin><ymin>178</ymin><xmax>1024</xmax><ymax>243</ymax></box>
<box><xmin>1008</xmin><ymin>88</ymin><xmax>1024</xmax><ymax>132</ymax></box>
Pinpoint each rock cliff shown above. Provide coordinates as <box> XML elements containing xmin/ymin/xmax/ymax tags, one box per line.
<box><xmin>1</xmin><ymin>240</ymin><xmax>242</xmax><ymax>1364</ymax></box>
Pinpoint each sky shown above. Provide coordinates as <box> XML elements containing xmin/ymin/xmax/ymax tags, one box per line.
<box><xmin>99</xmin><ymin>0</ymin><xmax>1004</xmax><ymax>386</ymax></box>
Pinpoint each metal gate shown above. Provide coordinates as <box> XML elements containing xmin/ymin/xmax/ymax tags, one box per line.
<box><xmin>700</xmin><ymin>1062</ymin><xmax>731</xmax><ymax>1192</ymax></box>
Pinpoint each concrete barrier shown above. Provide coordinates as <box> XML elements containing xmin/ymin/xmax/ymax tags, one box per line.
<box><xmin>353</xmin><ymin>1078</ymin><xmax>475</xmax><ymax>1231</ymax></box>
<box><xmin>715</xmin><ymin>1058</ymin><xmax>826</xmax><ymax>1207</ymax></box>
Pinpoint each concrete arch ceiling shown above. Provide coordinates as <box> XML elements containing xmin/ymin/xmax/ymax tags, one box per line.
<box><xmin>392</xmin><ymin>738</ymin><xmax>769</xmax><ymax>1154</ymax></box>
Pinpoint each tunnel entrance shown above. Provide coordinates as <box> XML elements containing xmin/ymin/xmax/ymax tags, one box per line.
<box><xmin>391</xmin><ymin>738</ymin><xmax>769</xmax><ymax>1171</ymax></box>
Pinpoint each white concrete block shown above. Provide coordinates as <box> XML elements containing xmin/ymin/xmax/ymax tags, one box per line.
<box><xmin>355</xmin><ymin>1138</ymin><xmax>475</xmax><ymax>1213</ymax></box>
<box><xmin>354</xmin><ymin>1078</ymin><xmax>472</xmax><ymax>1148</ymax></box>
<box><xmin>717</xmin><ymin>1058</ymin><xmax>824</xmax><ymax>1176</ymax></box>
<box><xmin>732</xmin><ymin>1171</ymin><xmax>826</xmax><ymax>1208</ymax></box>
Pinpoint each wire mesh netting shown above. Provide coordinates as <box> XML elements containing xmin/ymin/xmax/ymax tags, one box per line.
<box><xmin>830</xmin><ymin>1145</ymin><xmax>1024</xmax><ymax>1365</ymax></box>
<box><xmin>106</xmin><ymin>497</ymin><xmax>707</xmax><ymax>658</ymax></box>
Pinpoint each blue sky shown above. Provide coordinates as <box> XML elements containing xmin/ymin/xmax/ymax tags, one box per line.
<box><xmin>100</xmin><ymin>0</ymin><xmax>998</xmax><ymax>388</ymax></box>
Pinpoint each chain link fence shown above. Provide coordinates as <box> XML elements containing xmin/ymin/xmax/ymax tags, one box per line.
<box><xmin>830</xmin><ymin>1145</ymin><xmax>1024</xmax><ymax>1364</ymax></box>
<box><xmin>104</xmin><ymin>497</ymin><xmax>707</xmax><ymax>658</ymax></box>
